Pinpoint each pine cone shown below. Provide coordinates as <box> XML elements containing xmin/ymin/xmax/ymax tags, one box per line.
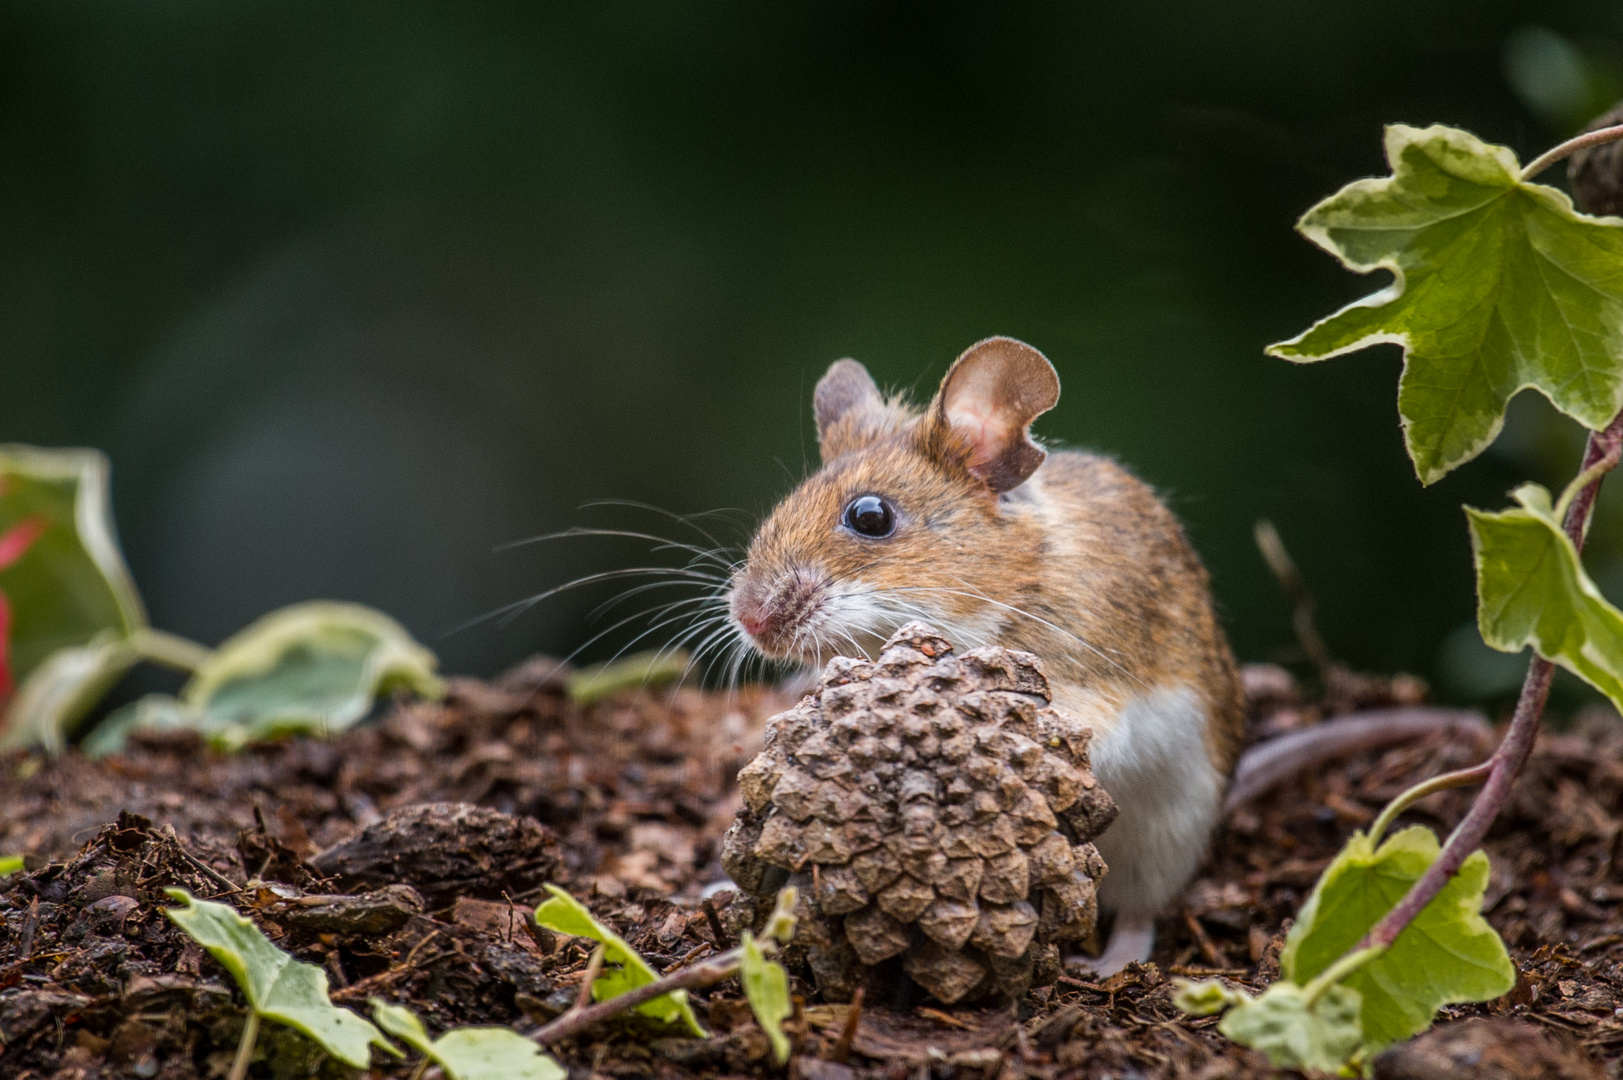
<box><xmin>721</xmin><ymin>622</ymin><xmax>1116</xmax><ymax>1004</ymax></box>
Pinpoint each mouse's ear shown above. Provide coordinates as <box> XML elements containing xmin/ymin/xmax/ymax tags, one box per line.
<box><xmin>926</xmin><ymin>337</ymin><xmax>1060</xmax><ymax>493</ymax></box>
<box><xmin>814</xmin><ymin>359</ymin><xmax>886</xmax><ymax>461</ymax></box>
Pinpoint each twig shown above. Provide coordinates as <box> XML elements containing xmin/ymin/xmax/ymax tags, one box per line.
<box><xmin>701</xmin><ymin>896</ymin><xmax>731</xmax><ymax>949</ymax></box>
<box><xmin>163</xmin><ymin>826</ymin><xmax>241</xmax><ymax>896</ymax></box>
<box><xmin>1254</xmin><ymin>519</ymin><xmax>1335</xmax><ymax>680</ymax></box>
<box><xmin>831</xmin><ymin>986</ymin><xmax>863</xmax><ymax>1063</ymax></box>
<box><xmin>576</xmin><ymin>944</ymin><xmax>606</xmax><ymax>1011</ymax></box>
<box><xmin>532</xmin><ymin>947</ymin><xmax>745</xmax><ymax>1045</ymax></box>
<box><xmin>18</xmin><ymin>896</ymin><xmax>39</xmax><ymax>961</ymax></box>
<box><xmin>1352</xmin><ymin>410</ymin><xmax>1623</xmax><ymax>958</ymax></box>
<box><xmin>1522</xmin><ymin>122</ymin><xmax>1623</xmax><ymax>180</ymax></box>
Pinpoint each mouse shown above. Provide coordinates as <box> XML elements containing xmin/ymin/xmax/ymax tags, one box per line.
<box><xmin>723</xmin><ymin>336</ymin><xmax>1487</xmax><ymax>975</ymax></box>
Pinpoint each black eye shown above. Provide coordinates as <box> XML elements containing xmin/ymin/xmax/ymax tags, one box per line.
<box><xmin>843</xmin><ymin>495</ymin><xmax>896</xmax><ymax>538</ymax></box>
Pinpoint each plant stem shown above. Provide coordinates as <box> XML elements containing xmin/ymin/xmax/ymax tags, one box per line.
<box><xmin>1522</xmin><ymin>122</ymin><xmax>1623</xmax><ymax>180</ymax></box>
<box><xmin>1366</xmin><ymin>760</ymin><xmax>1494</xmax><ymax>848</ymax></box>
<box><xmin>1353</xmin><ymin>409</ymin><xmax>1623</xmax><ymax>956</ymax></box>
<box><xmin>532</xmin><ymin>946</ymin><xmax>746</xmax><ymax>1045</ymax></box>
<box><xmin>1302</xmin><ymin>946</ymin><xmax>1385</xmax><ymax>1007</ymax></box>
<box><xmin>227</xmin><ymin>1011</ymin><xmax>260</xmax><ymax>1080</ymax></box>
<box><xmin>129</xmin><ymin>627</ymin><xmax>213</xmax><ymax>672</ymax></box>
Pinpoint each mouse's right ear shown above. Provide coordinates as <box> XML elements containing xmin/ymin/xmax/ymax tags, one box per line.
<box><xmin>814</xmin><ymin>359</ymin><xmax>886</xmax><ymax>461</ymax></box>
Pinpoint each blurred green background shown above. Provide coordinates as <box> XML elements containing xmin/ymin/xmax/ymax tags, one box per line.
<box><xmin>4</xmin><ymin>2</ymin><xmax>1622</xmax><ymax>703</ymax></box>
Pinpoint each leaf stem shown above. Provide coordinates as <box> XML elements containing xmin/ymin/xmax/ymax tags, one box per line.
<box><xmin>1366</xmin><ymin>760</ymin><xmax>1494</xmax><ymax>847</ymax></box>
<box><xmin>1353</xmin><ymin>408</ymin><xmax>1623</xmax><ymax>956</ymax></box>
<box><xmin>1302</xmin><ymin>946</ymin><xmax>1385</xmax><ymax>1007</ymax></box>
<box><xmin>227</xmin><ymin>1011</ymin><xmax>261</xmax><ymax>1080</ymax></box>
<box><xmin>129</xmin><ymin>628</ymin><xmax>213</xmax><ymax>672</ymax></box>
<box><xmin>1522</xmin><ymin>123</ymin><xmax>1623</xmax><ymax>181</ymax></box>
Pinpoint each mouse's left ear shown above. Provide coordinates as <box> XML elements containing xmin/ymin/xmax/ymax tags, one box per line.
<box><xmin>925</xmin><ymin>337</ymin><xmax>1060</xmax><ymax>493</ymax></box>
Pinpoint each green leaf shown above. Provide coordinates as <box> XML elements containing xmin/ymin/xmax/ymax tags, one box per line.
<box><xmin>1280</xmin><ymin>825</ymin><xmax>1515</xmax><ymax>1052</ymax></box>
<box><xmin>1267</xmin><ymin>124</ymin><xmax>1623</xmax><ymax>484</ymax></box>
<box><xmin>1172</xmin><ymin>978</ymin><xmax>1248</xmax><ymax>1017</ymax></box>
<box><xmin>0</xmin><ymin>855</ymin><xmax>22</xmax><ymax>877</ymax></box>
<box><xmin>1468</xmin><ymin>483</ymin><xmax>1623</xmax><ymax>712</ymax></box>
<box><xmin>0</xmin><ymin>633</ymin><xmax>141</xmax><ymax>754</ymax></box>
<box><xmin>163</xmin><ymin>888</ymin><xmax>397</xmax><ymax>1067</ymax></box>
<box><xmin>89</xmin><ymin>601</ymin><xmax>445</xmax><ymax>753</ymax></box>
<box><xmin>371</xmin><ymin>1000</ymin><xmax>565</xmax><ymax>1080</ymax></box>
<box><xmin>532</xmin><ymin>884</ymin><xmax>707</xmax><ymax>1036</ymax></box>
<box><xmin>1216</xmin><ymin>981</ymin><xmax>1365</xmax><ymax>1073</ymax></box>
<box><xmin>739</xmin><ymin>931</ymin><xmax>792</xmax><ymax>1064</ymax></box>
<box><xmin>0</xmin><ymin>447</ymin><xmax>147</xmax><ymax>749</ymax></box>
<box><xmin>566</xmin><ymin>649</ymin><xmax>690</xmax><ymax>705</ymax></box>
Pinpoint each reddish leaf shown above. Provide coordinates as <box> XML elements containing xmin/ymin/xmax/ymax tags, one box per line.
<box><xmin>0</xmin><ymin>516</ymin><xmax>47</xmax><ymax>571</ymax></box>
<box><xmin>0</xmin><ymin>516</ymin><xmax>48</xmax><ymax>703</ymax></box>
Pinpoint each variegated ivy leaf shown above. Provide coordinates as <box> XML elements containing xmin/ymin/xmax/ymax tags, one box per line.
<box><xmin>86</xmin><ymin>601</ymin><xmax>444</xmax><ymax>753</ymax></box>
<box><xmin>1467</xmin><ymin>483</ymin><xmax>1623</xmax><ymax>711</ymax></box>
<box><xmin>1281</xmin><ymin>825</ymin><xmax>1515</xmax><ymax>1053</ymax></box>
<box><xmin>164</xmin><ymin>889</ymin><xmax>397</xmax><ymax>1068</ymax></box>
<box><xmin>371</xmin><ymin>1000</ymin><xmax>564</xmax><ymax>1080</ymax></box>
<box><xmin>1269</xmin><ymin>124</ymin><xmax>1623</xmax><ymax>484</ymax></box>
<box><xmin>1216</xmin><ymin>981</ymin><xmax>1364</xmax><ymax>1074</ymax></box>
<box><xmin>532</xmin><ymin>884</ymin><xmax>707</xmax><ymax>1036</ymax></box>
<box><xmin>739</xmin><ymin>931</ymin><xmax>792</xmax><ymax>1064</ymax></box>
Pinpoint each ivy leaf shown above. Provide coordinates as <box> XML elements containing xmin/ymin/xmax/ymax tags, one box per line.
<box><xmin>0</xmin><ymin>855</ymin><xmax>22</xmax><ymax>877</ymax></box>
<box><xmin>164</xmin><ymin>888</ymin><xmax>398</xmax><ymax>1068</ymax></box>
<box><xmin>532</xmin><ymin>884</ymin><xmax>707</xmax><ymax>1036</ymax></box>
<box><xmin>371</xmin><ymin>1000</ymin><xmax>565</xmax><ymax>1080</ymax></box>
<box><xmin>1</xmin><ymin>633</ymin><xmax>141</xmax><ymax>755</ymax></box>
<box><xmin>86</xmin><ymin>601</ymin><xmax>445</xmax><ymax>753</ymax></box>
<box><xmin>1280</xmin><ymin>825</ymin><xmax>1515</xmax><ymax>1052</ymax></box>
<box><xmin>1467</xmin><ymin>483</ymin><xmax>1623</xmax><ymax>712</ymax></box>
<box><xmin>739</xmin><ymin>931</ymin><xmax>792</xmax><ymax>1064</ymax></box>
<box><xmin>1267</xmin><ymin>124</ymin><xmax>1623</xmax><ymax>484</ymax></box>
<box><xmin>1171</xmin><ymin>978</ymin><xmax>1248</xmax><ymax>1017</ymax></box>
<box><xmin>0</xmin><ymin>446</ymin><xmax>147</xmax><ymax>748</ymax></box>
<box><xmin>1216</xmin><ymin>981</ymin><xmax>1365</xmax><ymax>1073</ymax></box>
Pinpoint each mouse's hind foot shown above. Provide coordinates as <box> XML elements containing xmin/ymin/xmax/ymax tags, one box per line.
<box><xmin>1065</xmin><ymin>909</ymin><xmax>1155</xmax><ymax>978</ymax></box>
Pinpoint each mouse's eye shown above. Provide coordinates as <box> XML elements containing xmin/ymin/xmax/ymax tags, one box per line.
<box><xmin>842</xmin><ymin>494</ymin><xmax>896</xmax><ymax>538</ymax></box>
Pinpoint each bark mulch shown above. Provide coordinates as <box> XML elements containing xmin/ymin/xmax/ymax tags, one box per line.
<box><xmin>3</xmin><ymin>656</ymin><xmax>1622</xmax><ymax>1079</ymax></box>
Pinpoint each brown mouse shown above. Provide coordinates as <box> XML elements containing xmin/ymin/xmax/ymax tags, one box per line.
<box><xmin>723</xmin><ymin>336</ymin><xmax>1487</xmax><ymax>975</ymax></box>
<box><xmin>725</xmin><ymin>336</ymin><xmax>1242</xmax><ymax>973</ymax></box>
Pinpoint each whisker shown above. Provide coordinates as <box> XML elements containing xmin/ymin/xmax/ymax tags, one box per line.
<box><xmin>495</xmin><ymin>527</ymin><xmax>735</xmax><ymax>569</ymax></box>
<box><xmin>886</xmin><ymin>584</ymin><xmax>1143</xmax><ymax>686</ymax></box>
<box><xmin>576</xmin><ymin>499</ymin><xmax>744</xmax><ymax>549</ymax></box>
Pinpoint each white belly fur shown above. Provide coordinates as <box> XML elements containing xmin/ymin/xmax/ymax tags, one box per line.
<box><xmin>1065</xmin><ymin>684</ymin><xmax>1224</xmax><ymax>915</ymax></box>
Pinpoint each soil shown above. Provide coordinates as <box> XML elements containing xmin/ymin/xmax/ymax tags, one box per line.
<box><xmin>3</xmin><ymin>655</ymin><xmax>1623</xmax><ymax>1079</ymax></box>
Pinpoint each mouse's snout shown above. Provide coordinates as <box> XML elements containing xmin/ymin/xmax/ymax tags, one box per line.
<box><xmin>728</xmin><ymin>565</ymin><xmax>826</xmax><ymax>659</ymax></box>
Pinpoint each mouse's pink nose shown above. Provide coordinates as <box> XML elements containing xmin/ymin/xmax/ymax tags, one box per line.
<box><xmin>738</xmin><ymin>610</ymin><xmax>770</xmax><ymax>638</ymax></box>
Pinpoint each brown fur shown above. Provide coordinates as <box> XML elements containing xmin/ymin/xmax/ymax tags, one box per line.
<box><xmin>731</xmin><ymin>338</ymin><xmax>1245</xmax><ymax>775</ymax></box>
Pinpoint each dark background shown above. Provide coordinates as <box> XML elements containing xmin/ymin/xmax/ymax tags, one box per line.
<box><xmin>5</xmin><ymin>2</ymin><xmax>1621</xmax><ymax>703</ymax></box>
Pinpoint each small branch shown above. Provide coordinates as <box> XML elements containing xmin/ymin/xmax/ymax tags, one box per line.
<box><xmin>701</xmin><ymin>896</ymin><xmax>731</xmax><ymax>950</ymax></box>
<box><xmin>1253</xmin><ymin>519</ymin><xmax>1335</xmax><ymax>680</ymax></box>
<box><xmin>532</xmin><ymin>946</ymin><xmax>745</xmax><ymax>1045</ymax></box>
<box><xmin>831</xmin><ymin>987</ymin><xmax>864</xmax><ymax>1063</ymax></box>
<box><xmin>227</xmin><ymin>1011</ymin><xmax>261</xmax><ymax>1080</ymax></box>
<box><xmin>576</xmin><ymin>944</ymin><xmax>606</xmax><ymax>1012</ymax></box>
<box><xmin>1522</xmin><ymin>122</ymin><xmax>1623</xmax><ymax>181</ymax></box>
<box><xmin>1354</xmin><ymin>409</ymin><xmax>1623</xmax><ymax>955</ymax></box>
